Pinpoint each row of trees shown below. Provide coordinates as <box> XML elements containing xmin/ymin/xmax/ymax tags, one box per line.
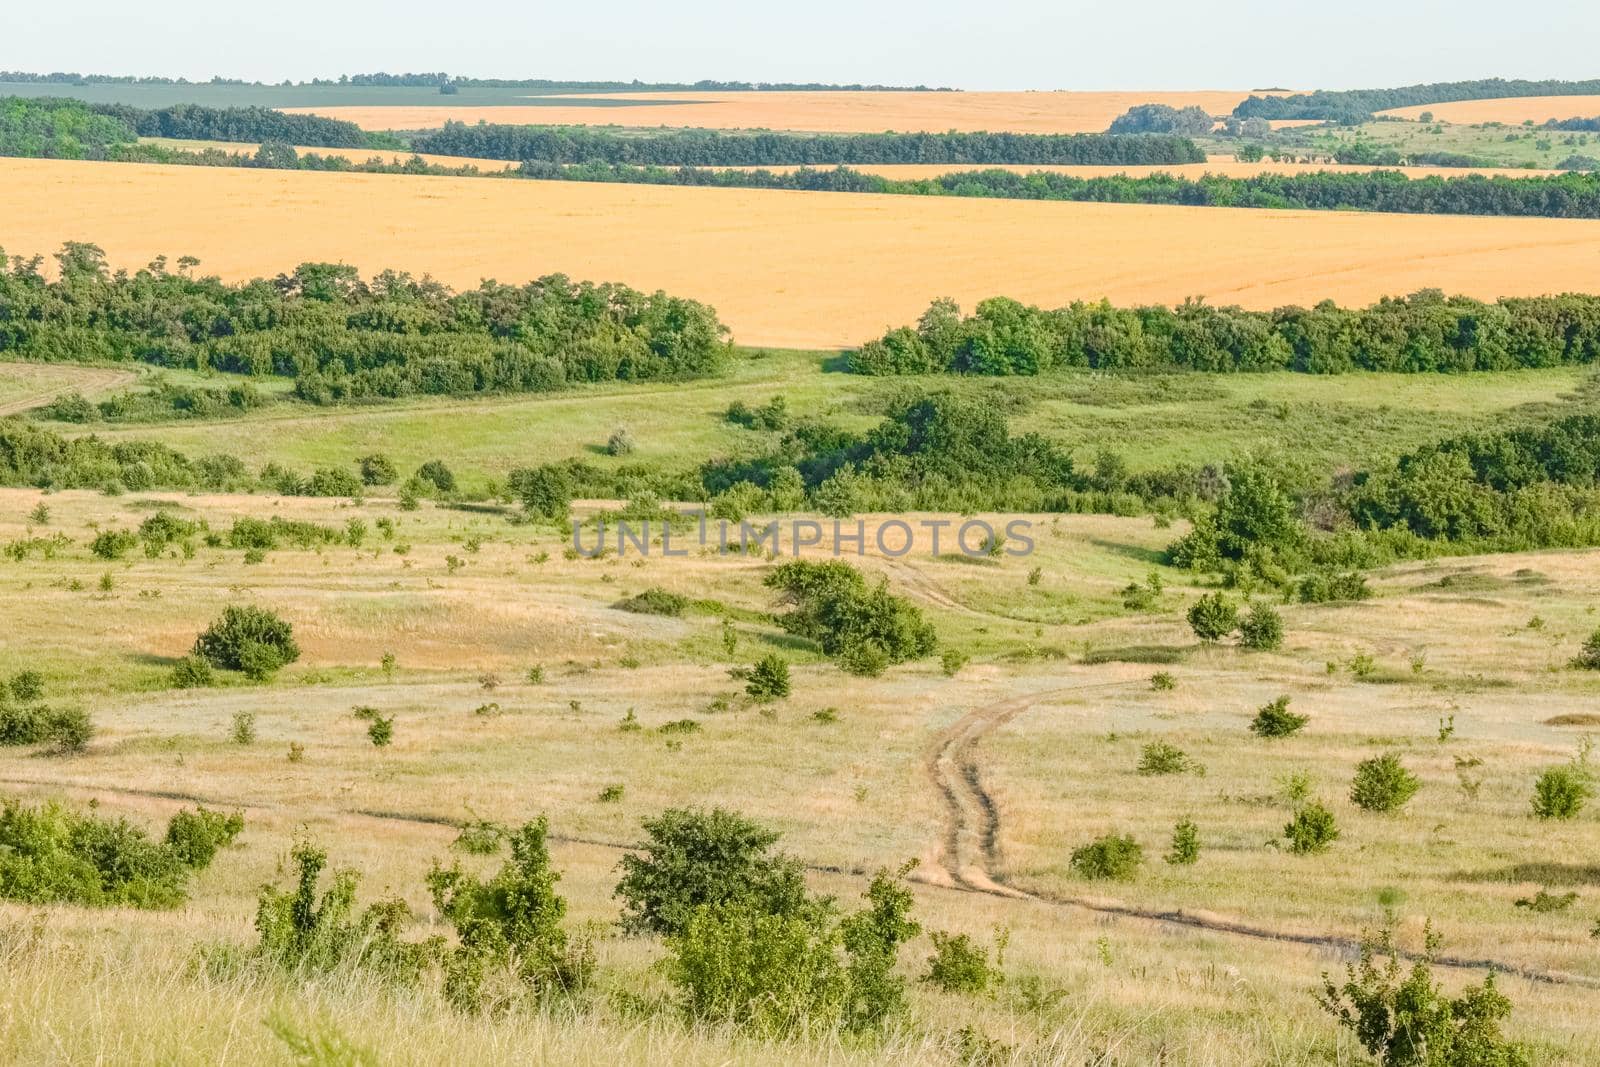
<box><xmin>851</xmin><ymin>291</ymin><xmax>1600</xmax><ymax>377</ymax></box>
<box><xmin>414</xmin><ymin>124</ymin><xmax>1207</xmax><ymax>165</ymax></box>
<box><xmin>0</xmin><ymin>244</ymin><xmax>731</xmax><ymax>402</ymax></box>
<box><xmin>0</xmin><ymin>71</ymin><xmax>948</xmax><ymax>92</ymax></box>
<box><xmin>0</xmin><ymin>96</ymin><xmax>134</xmax><ymax>157</ymax></box>
<box><xmin>1234</xmin><ymin>78</ymin><xmax>1600</xmax><ymax>123</ymax></box>
<box><xmin>0</xmin><ymin>94</ymin><xmax>367</xmax><ymax>149</ymax></box>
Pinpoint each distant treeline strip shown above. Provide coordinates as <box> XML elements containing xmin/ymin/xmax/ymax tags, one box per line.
<box><xmin>0</xmin><ymin>71</ymin><xmax>950</xmax><ymax>92</ymax></box>
<box><xmin>410</xmin><ymin>124</ymin><xmax>1206</xmax><ymax>165</ymax></box>
<box><xmin>0</xmin><ymin>243</ymin><xmax>731</xmax><ymax>403</ymax></box>
<box><xmin>850</xmin><ymin>291</ymin><xmax>1600</xmax><ymax>376</ymax></box>
<box><xmin>0</xmin><ymin>95</ymin><xmax>369</xmax><ymax>152</ymax></box>
<box><xmin>1235</xmin><ymin>78</ymin><xmax>1600</xmax><ymax>123</ymax></box>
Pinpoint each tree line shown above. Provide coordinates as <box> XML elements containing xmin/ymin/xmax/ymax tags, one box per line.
<box><xmin>850</xmin><ymin>291</ymin><xmax>1600</xmax><ymax>376</ymax></box>
<box><xmin>0</xmin><ymin>94</ymin><xmax>368</xmax><ymax>150</ymax></box>
<box><xmin>0</xmin><ymin>96</ymin><xmax>132</xmax><ymax>157</ymax></box>
<box><xmin>0</xmin><ymin>70</ymin><xmax>950</xmax><ymax>92</ymax></box>
<box><xmin>412</xmin><ymin>123</ymin><xmax>1207</xmax><ymax>165</ymax></box>
<box><xmin>1234</xmin><ymin>78</ymin><xmax>1600</xmax><ymax>124</ymax></box>
<box><xmin>0</xmin><ymin>244</ymin><xmax>730</xmax><ymax>403</ymax></box>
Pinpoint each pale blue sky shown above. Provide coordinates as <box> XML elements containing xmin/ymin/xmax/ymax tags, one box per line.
<box><xmin>2</xmin><ymin>0</ymin><xmax>1595</xmax><ymax>91</ymax></box>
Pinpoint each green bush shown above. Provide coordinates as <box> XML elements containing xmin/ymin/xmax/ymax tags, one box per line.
<box><xmin>1297</xmin><ymin>571</ymin><xmax>1371</xmax><ymax>603</ymax></box>
<box><xmin>164</xmin><ymin>807</ymin><xmax>244</xmax><ymax>868</ymax></box>
<box><xmin>745</xmin><ymin>654</ymin><xmax>791</xmax><ymax>702</ymax></box>
<box><xmin>1069</xmin><ymin>834</ymin><xmax>1143</xmax><ymax>881</ymax></box>
<box><xmin>8</xmin><ymin>670</ymin><xmax>44</xmax><ymax>703</ymax></box>
<box><xmin>764</xmin><ymin>561</ymin><xmax>937</xmax><ymax>672</ymax></box>
<box><xmin>923</xmin><ymin>930</ymin><xmax>999</xmax><ymax>994</ymax></box>
<box><xmin>169</xmin><ymin>654</ymin><xmax>215</xmax><ymax>689</ymax></box>
<box><xmin>1350</xmin><ymin>754</ymin><xmax>1422</xmax><ymax>813</ymax></box>
<box><xmin>1137</xmin><ymin>741</ymin><xmax>1202</xmax><ymax>776</ymax></box>
<box><xmin>192</xmin><ymin>605</ymin><xmax>300</xmax><ymax>677</ymax></box>
<box><xmin>1238</xmin><ymin>602</ymin><xmax>1284</xmax><ymax>650</ymax></box>
<box><xmin>1285</xmin><ymin>801</ymin><xmax>1340</xmax><ymax>855</ymax></box>
<box><xmin>90</xmin><ymin>528</ymin><xmax>138</xmax><ymax>560</ymax></box>
<box><xmin>359</xmin><ymin>454</ymin><xmax>398</xmax><ymax>486</ymax></box>
<box><xmin>367</xmin><ymin>714</ymin><xmax>394</xmax><ymax>747</ymax></box>
<box><xmin>428</xmin><ymin>818</ymin><xmax>592</xmax><ymax>1011</ymax></box>
<box><xmin>616</xmin><ymin>587</ymin><xmax>689</xmax><ymax>616</ymax></box>
<box><xmin>940</xmin><ymin>648</ymin><xmax>970</xmax><ymax>676</ymax></box>
<box><xmin>1530</xmin><ymin>766</ymin><xmax>1592</xmax><ymax>820</ymax></box>
<box><xmin>0</xmin><ymin>800</ymin><xmax>231</xmax><ymax>908</ymax></box>
<box><xmin>1317</xmin><ymin>923</ymin><xmax>1528</xmax><ymax>1067</ymax></box>
<box><xmin>1165</xmin><ymin>818</ymin><xmax>1200</xmax><ymax>866</ymax></box>
<box><xmin>614</xmin><ymin>807</ymin><xmax>809</xmax><ymax>936</ymax></box>
<box><xmin>665</xmin><ymin>863</ymin><xmax>918</xmax><ymax>1036</ymax></box>
<box><xmin>1574</xmin><ymin>629</ymin><xmax>1600</xmax><ymax>670</ymax></box>
<box><xmin>1186</xmin><ymin>592</ymin><xmax>1239</xmax><ymax>642</ymax></box>
<box><xmin>0</xmin><ymin>705</ymin><xmax>93</xmax><ymax>753</ymax></box>
<box><xmin>253</xmin><ymin>840</ymin><xmax>433</xmax><ymax>980</ymax></box>
<box><xmin>414</xmin><ymin>460</ymin><xmax>456</xmax><ymax>494</ymax></box>
<box><xmin>1250</xmin><ymin>696</ymin><xmax>1308</xmax><ymax>738</ymax></box>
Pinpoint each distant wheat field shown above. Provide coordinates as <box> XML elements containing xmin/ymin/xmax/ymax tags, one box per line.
<box><xmin>5</xmin><ymin>157</ymin><xmax>1600</xmax><ymax>350</ymax></box>
<box><xmin>1381</xmin><ymin>94</ymin><xmax>1600</xmax><ymax>124</ymax></box>
<box><xmin>286</xmin><ymin>89</ymin><xmax>1274</xmax><ymax>133</ymax></box>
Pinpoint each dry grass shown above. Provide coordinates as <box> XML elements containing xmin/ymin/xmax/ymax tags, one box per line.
<box><xmin>6</xmin><ymin>157</ymin><xmax>1600</xmax><ymax>350</ymax></box>
<box><xmin>285</xmin><ymin>89</ymin><xmax>1277</xmax><ymax>134</ymax></box>
<box><xmin>2</xmin><ymin>490</ymin><xmax>1599</xmax><ymax>1062</ymax></box>
<box><xmin>0</xmin><ymin>363</ymin><xmax>135</xmax><ymax>416</ymax></box>
<box><xmin>1381</xmin><ymin>95</ymin><xmax>1600</xmax><ymax>124</ymax></box>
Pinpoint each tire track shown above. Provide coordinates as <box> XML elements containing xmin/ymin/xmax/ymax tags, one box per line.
<box><xmin>921</xmin><ymin>686</ymin><xmax>1600</xmax><ymax>989</ymax></box>
<box><xmin>0</xmin><ymin>365</ymin><xmax>138</xmax><ymax>416</ymax></box>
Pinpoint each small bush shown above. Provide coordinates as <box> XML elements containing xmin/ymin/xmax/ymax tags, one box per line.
<box><xmin>1250</xmin><ymin>696</ymin><xmax>1308</xmax><ymax>738</ymax></box>
<box><xmin>90</xmin><ymin>528</ymin><xmax>138</xmax><ymax>560</ymax></box>
<box><xmin>8</xmin><ymin>671</ymin><xmax>44</xmax><ymax>703</ymax></box>
<box><xmin>1317</xmin><ymin>923</ymin><xmax>1528</xmax><ymax>1067</ymax></box>
<box><xmin>1285</xmin><ymin>801</ymin><xmax>1340</xmax><ymax>855</ymax></box>
<box><xmin>169</xmin><ymin>654</ymin><xmax>214</xmax><ymax>689</ymax></box>
<box><xmin>414</xmin><ymin>460</ymin><xmax>456</xmax><ymax>494</ymax></box>
<box><xmin>193</xmin><ymin>605</ymin><xmax>300</xmax><ymax>677</ymax></box>
<box><xmin>1297</xmin><ymin>571</ymin><xmax>1370</xmax><ymax>603</ymax></box>
<box><xmin>1165</xmin><ymin>818</ymin><xmax>1200</xmax><ymax>866</ymax></box>
<box><xmin>1238</xmin><ymin>602</ymin><xmax>1284</xmax><ymax>651</ymax></box>
<box><xmin>1350</xmin><ymin>753</ymin><xmax>1421</xmax><ymax>813</ymax></box>
<box><xmin>452</xmin><ymin>819</ymin><xmax>506</xmax><ymax>855</ymax></box>
<box><xmin>605</xmin><ymin>427</ymin><xmax>636</xmax><ymax>456</ymax></box>
<box><xmin>616</xmin><ymin>587</ymin><xmax>689</xmax><ymax>616</ymax></box>
<box><xmin>1574</xmin><ymin>629</ymin><xmax>1600</xmax><ymax>670</ymax></box>
<box><xmin>1531</xmin><ymin>766</ymin><xmax>1592</xmax><ymax>820</ymax></box>
<box><xmin>597</xmin><ymin>783</ymin><xmax>625</xmax><ymax>803</ymax></box>
<box><xmin>1186</xmin><ymin>593</ymin><xmax>1238</xmax><ymax>642</ymax></box>
<box><xmin>923</xmin><ymin>930</ymin><xmax>998</xmax><ymax>994</ymax></box>
<box><xmin>1151</xmin><ymin>671</ymin><xmax>1176</xmax><ymax>691</ymax></box>
<box><xmin>231</xmin><ymin>711</ymin><xmax>257</xmax><ymax>745</ymax></box>
<box><xmin>745</xmin><ymin>654</ymin><xmax>791</xmax><ymax>702</ymax></box>
<box><xmin>164</xmin><ymin>807</ymin><xmax>245</xmax><ymax>868</ymax></box>
<box><xmin>359</xmin><ymin>454</ymin><xmax>398</xmax><ymax>486</ymax></box>
<box><xmin>1137</xmin><ymin>741</ymin><xmax>1202</xmax><ymax>776</ymax></box>
<box><xmin>1069</xmin><ymin>834</ymin><xmax>1143</xmax><ymax>881</ymax></box>
<box><xmin>940</xmin><ymin>648</ymin><xmax>970</xmax><ymax>676</ymax></box>
<box><xmin>367</xmin><ymin>715</ymin><xmax>394</xmax><ymax>747</ymax></box>
<box><xmin>1514</xmin><ymin>889</ymin><xmax>1577</xmax><ymax>913</ymax></box>
<box><xmin>614</xmin><ymin>807</ymin><xmax>809</xmax><ymax>936</ymax></box>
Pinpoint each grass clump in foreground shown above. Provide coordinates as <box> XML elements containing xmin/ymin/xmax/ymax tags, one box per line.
<box><xmin>0</xmin><ymin>799</ymin><xmax>242</xmax><ymax>908</ymax></box>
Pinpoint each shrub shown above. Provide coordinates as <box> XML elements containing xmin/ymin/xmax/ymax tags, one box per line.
<box><xmin>1239</xmin><ymin>602</ymin><xmax>1284</xmax><ymax>650</ymax></box>
<box><xmin>1514</xmin><ymin>888</ymin><xmax>1577</xmax><ymax>913</ymax></box>
<box><xmin>0</xmin><ymin>799</ymin><xmax>226</xmax><ymax>908</ymax></box>
<box><xmin>1297</xmin><ymin>571</ymin><xmax>1371</xmax><ymax>603</ymax></box>
<box><xmin>923</xmin><ymin>930</ymin><xmax>999</xmax><ymax>994</ymax></box>
<box><xmin>745</xmin><ymin>654</ymin><xmax>791</xmax><ymax>702</ymax></box>
<box><xmin>428</xmin><ymin>818</ymin><xmax>592</xmax><ymax>1011</ymax></box>
<box><xmin>1165</xmin><ymin>818</ymin><xmax>1200</xmax><ymax>866</ymax></box>
<box><xmin>1187</xmin><ymin>593</ymin><xmax>1239</xmax><ymax>642</ymax></box>
<box><xmin>614</xmin><ymin>807</ymin><xmax>809</xmax><ymax>936</ymax></box>
<box><xmin>1350</xmin><ymin>754</ymin><xmax>1422</xmax><ymax>813</ymax></box>
<box><xmin>1574</xmin><ymin>629</ymin><xmax>1600</xmax><ymax>670</ymax></box>
<box><xmin>254</xmin><ymin>840</ymin><xmax>432</xmax><ymax>979</ymax></box>
<box><xmin>452</xmin><ymin>819</ymin><xmax>506</xmax><ymax>855</ymax></box>
<box><xmin>414</xmin><ymin>460</ymin><xmax>456</xmax><ymax>493</ymax></box>
<box><xmin>1530</xmin><ymin>766</ymin><xmax>1592</xmax><ymax>820</ymax></box>
<box><xmin>1285</xmin><ymin>801</ymin><xmax>1340</xmax><ymax>855</ymax></box>
<box><xmin>0</xmin><ymin>705</ymin><xmax>93</xmax><ymax>753</ymax></box>
<box><xmin>616</xmin><ymin>587</ymin><xmax>689</xmax><ymax>616</ymax></box>
<box><xmin>605</xmin><ymin>427</ymin><xmax>636</xmax><ymax>456</ymax></box>
<box><xmin>1151</xmin><ymin>671</ymin><xmax>1176</xmax><ymax>691</ymax></box>
<box><xmin>367</xmin><ymin>715</ymin><xmax>394</xmax><ymax>747</ymax></box>
<box><xmin>1250</xmin><ymin>696</ymin><xmax>1308</xmax><ymax>738</ymax></box>
<box><xmin>1069</xmin><ymin>834</ymin><xmax>1143</xmax><ymax>881</ymax></box>
<box><xmin>90</xmin><ymin>528</ymin><xmax>138</xmax><ymax>560</ymax></box>
<box><xmin>1317</xmin><ymin>923</ymin><xmax>1528</xmax><ymax>1067</ymax></box>
<box><xmin>597</xmin><ymin>783</ymin><xmax>625</xmax><ymax>803</ymax></box>
<box><xmin>164</xmin><ymin>807</ymin><xmax>245</xmax><ymax>868</ymax></box>
<box><xmin>942</xmin><ymin>648</ymin><xmax>970</xmax><ymax>676</ymax></box>
<box><xmin>1137</xmin><ymin>741</ymin><xmax>1202</xmax><ymax>776</ymax></box>
<box><xmin>231</xmin><ymin>711</ymin><xmax>257</xmax><ymax>745</ymax></box>
<box><xmin>192</xmin><ymin>605</ymin><xmax>300</xmax><ymax>676</ymax></box>
<box><xmin>764</xmin><ymin>561</ymin><xmax>937</xmax><ymax>672</ymax></box>
<box><xmin>8</xmin><ymin>671</ymin><xmax>44</xmax><ymax>703</ymax></box>
<box><xmin>359</xmin><ymin>454</ymin><xmax>398</xmax><ymax>486</ymax></box>
<box><xmin>665</xmin><ymin>863</ymin><xmax>918</xmax><ymax>1036</ymax></box>
<box><xmin>169</xmin><ymin>654</ymin><xmax>214</xmax><ymax>689</ymax></box>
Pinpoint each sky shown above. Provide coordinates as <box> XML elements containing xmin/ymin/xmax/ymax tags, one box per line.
<box><xmin>1</xmin><ymin>0</ymin><xmax>1596</xmax><ymax>91</ymax></box>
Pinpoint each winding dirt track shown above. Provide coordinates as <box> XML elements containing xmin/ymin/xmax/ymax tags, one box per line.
<box><xmin>0</xmin><ymin>366</ymin><xmax>137</xmax><ymax>416</ymax></box>
<box><xmin>920</xmin><ymin>686</ymin><xmax>1600</xmax><ymax>989</ymax></box>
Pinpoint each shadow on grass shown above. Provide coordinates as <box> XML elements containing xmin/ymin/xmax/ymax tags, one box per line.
<box><xmin>1081</xmin><ymin>644</ymin><xmax>1190</xmax><ymax>666</ymax></box>
<box><xmin>1088</xmin><ymin>538</ymin><xmax>1166</xmax><ymax>566</ymax></box>
<box><xmin>1451</xmin><ymin>862</ymin><xmax>1600</xmax><ymax>887</ymax></box>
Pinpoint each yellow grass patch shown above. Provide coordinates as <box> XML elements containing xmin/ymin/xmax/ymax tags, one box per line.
<box><xmin>139</xmin><ymin>136</ymin><xmax>517</xmax><ymax>171</ymax></box>
<box><xmin>5</xmin><ymin>157</ymin><xmax>1600</xmax><ymax>351</ymax></box>
<box><xmin>286</xmin><ymin>89</ymin><xmax>1274</xmax><ymax>134</ymax></box>
<box><xmin>1381</xmin><ymin>94</ymin><xmax>1600</xmax><ymax>124</ymax></box>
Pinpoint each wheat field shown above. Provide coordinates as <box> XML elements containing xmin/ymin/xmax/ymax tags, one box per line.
<box><xmin>1381</xmin><ymin>94</ymin><xmax>1600</xmax><ymax>124</ymax></box>
<box><xmin>4</xmin><ymin>157</ymin><xmax>1600</xmax><ymax>350</ymax></box>
<box><xmin>285</xmin><ymin>89</ymin><xmax>1274</xmax><ymax>133</ymax></box>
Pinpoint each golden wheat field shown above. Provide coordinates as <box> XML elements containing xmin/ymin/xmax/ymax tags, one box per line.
<box><xmin>5</xmin><ymin>157</ymin><xmax>1600</xmax><ymax>350</ymax></box>
<box><xmin>1381</xmin><ymin>94</ymin><xmax>1600</xmax><ymax>124</ymax></box>
<box><xmin>287</xmin><ymin>89</ymin><xmax>1274</xmax><ymax>133</ymax></box>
